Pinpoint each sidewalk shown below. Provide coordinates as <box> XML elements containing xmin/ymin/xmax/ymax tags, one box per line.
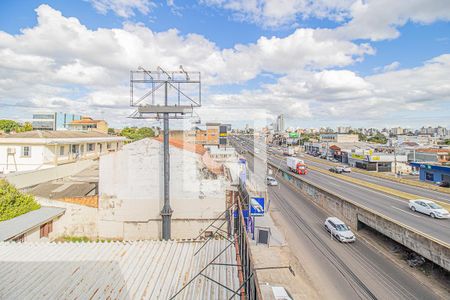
<box><xmin>249</xmin><ymin>207</ymin><xmax>319</xmax><ymax>299</ymax></box>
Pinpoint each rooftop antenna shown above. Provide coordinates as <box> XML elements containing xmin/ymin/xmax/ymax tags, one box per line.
<box><xmin>130</xmin><ymin>66</ymin><xmax>201</xmax><ymax>240</ymax></box>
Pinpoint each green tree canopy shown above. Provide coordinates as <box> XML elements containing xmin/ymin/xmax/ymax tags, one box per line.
<box><xmin>120</xmin><ymin>127</ymin><xmax>155</xmax><ymax>142</ymax></box>
<box><xmin>0</xmin><ymin>120</ymin><xmax>33</xmax><ymax>133</ymax></box>
<box><xmin>367</xmin><ymin>133</ymin><xmax>387</xmax><ymax>144</ymax></box>
<box><xmin>0</xmin><ymin>120</ymin><xmax>20</xmax><ymax>133</ymax></box>
<box><xmin>0</xmin><ymin>180</ymin><xmax>41</xmax><ymax>221</ymax></box>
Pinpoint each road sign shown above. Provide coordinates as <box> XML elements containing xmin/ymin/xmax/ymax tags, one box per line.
<box><xmin>233</xmin><ymin>209</ymin><xmax>249</xmax><ymax>218</ymax></box>
<box><xmin>250</xmin><ymin>197</ymin><xmax>265</xmax><ymax>216</ymax></box>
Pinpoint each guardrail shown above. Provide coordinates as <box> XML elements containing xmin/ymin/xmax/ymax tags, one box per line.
<box><xmin>245</xmin><ymin>148</ymin><xmax>450</xmax><ymax>271</ymax></box>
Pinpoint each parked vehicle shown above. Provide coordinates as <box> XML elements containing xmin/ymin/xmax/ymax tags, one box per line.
<box><xmin>283</xmin><ymin>147</ymin><xmax>295</xmax><ymax>156</ymax></box>
<box><xmin>324</xmin><ymin>217</ymin><xmax>356</xmax><ymax>242</ymax></box>
<box><xmin>266</xmin><ymin>176</ymin><xmax>278</xmax><ymax>186</ymax></box>
<box><xmin>409</xmin><ymin>170</ymin><xmax>419</xmax><ymax>176</ymax></box>
<box><xmin>436</xmin><ymin>181</ymin><xmax>450</xmax><ymax>188</ymax></box>
<box><xmin>339</xmin><ymin>165</ymin><xmax>352</xmax><ymax>173</ymax></box>
<box><xmin>287</xmin><ymin>157</ymin><xmax>308</xmax><ymax>175</ymax></box>
<box><xmin>409</xmin><ymin>199</ymin><xmax>450</xmax><ymax>218</ymax></box>
<box><xmin>329</xmin><ymin>166</ymin><xmax>343</xmax><ymax>174</ymax></box>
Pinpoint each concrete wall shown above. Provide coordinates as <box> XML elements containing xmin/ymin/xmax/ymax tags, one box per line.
<box><xmin>98</xmin><ymin>138</ymin><xmax>227</xmax><ymax>240</ymax></box>
<box><xmin>271</xmin><ymin>163</ymin><xmax>450</xmax><ymax>271</ymax></box>
<box><xmin>5</xmin><ymin>159</ymin><xmax>96</xmax><ymax>189</ymax></box>
<box><xmin>36</xmin><ymin>197</ymin><xmax>98</xmax><ymax>239</ymax></box>
<box><xmin>0</xmin><ymin>145</ymin><xmax>46</xmax><ymax>173</ymax></box>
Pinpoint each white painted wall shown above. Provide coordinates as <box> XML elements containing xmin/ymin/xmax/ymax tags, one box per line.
<box><xmin>36</xmin><ymin>197</ymin><xmax>98</xmax><ymax>239</ymax></box>
<box><xmin>0</xmin><ymin>144</ymin><xmax>46</xmax><ymax>173</ymax></box>
<box><xmin>98</xmin><ymin>138</ymin><xmax>227</xmax><ymax>240</ymax></box>
<box><xmin>0</xmin><ymin>141</ymin><xmax>124</xmax><ymax>174</ymax></box>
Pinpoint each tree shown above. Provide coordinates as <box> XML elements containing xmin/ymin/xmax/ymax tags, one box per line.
<box><xmin>0</xmin><ymin>120</ymin><xmax>20</xmax><ymax>133</ymax></box>
<box><xmin>0</xmin><ymin>180</ymin><xmax>41</xmax><ymax>221</ymax></box>
<box><xmin>120</xmin><ymin>127</ymin><xmax>155</xmax><ymax>142</ymax></box>
<box><xmin>108</xmin><ymin>128</ymin><xmax>115</xmax><ymax>135</ymax></box>
<box><xmin>22</xmin><ymin>122</ymin><xmax>33</xmax><ymax>131</ymax></box>
<box><xmin>358</xmin><ymin>132</ymin><xmax>367</xmax><ymax>142</ymax></box>
<box><xmin>367</xmin><ymin>133</ymin><xmax>387</xmax><ymax>144</ymax></box>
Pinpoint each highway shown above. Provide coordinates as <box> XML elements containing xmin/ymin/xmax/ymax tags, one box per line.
<box><xmin>231</xmin><ymin>136</ymin><xmax>450</xmax><ymax>245</ymax></box>
<box><xmin>299</xmin><ymin>154</ymin><xmax>450</xmax><ymax>204</ymax></box>
<box><xmin>241</xmin><ymin>145</ymin><xmax>442</xmax><ymax>300</ymax></box>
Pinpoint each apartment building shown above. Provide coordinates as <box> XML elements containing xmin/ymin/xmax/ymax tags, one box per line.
<box><xmin>0</xmin><ymin>131</ymin><xmax>126</xmax><ymax>174</ymax></box>
<box><xmin>67</xmin><ymin>116</ymin><xmax>108</xmax><ymax>134</ymax></box>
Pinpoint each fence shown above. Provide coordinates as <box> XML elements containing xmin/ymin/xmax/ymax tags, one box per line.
<box><xmin>234</xmin><ymin>178</ymin><xmax>262</xmax><ymax>300</ymax></box>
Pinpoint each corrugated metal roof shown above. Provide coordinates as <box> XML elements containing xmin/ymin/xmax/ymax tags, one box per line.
<box><xmin>0</xmin><ymin>239</ymin><xmax>239</xmax><ymax>299</ymax></box>
<box><xmin>0</xmin><ymin>206</ymin><xmax>65</xmax><ymax>241</ymax></box>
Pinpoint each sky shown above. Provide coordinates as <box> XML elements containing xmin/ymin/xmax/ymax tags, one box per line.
<box><xmin>0</xmin><ymin>0</ymin><xmax>449</xmax><ymax>130</ymax></box>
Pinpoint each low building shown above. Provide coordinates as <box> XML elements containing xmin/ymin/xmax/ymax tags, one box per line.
<box><xmin>320</xmin><ymin>133</ymin><xmax>359</xmax><ymax>143</ymax></box>
<box><xmin>0</xmin><ymin>131</ymin><xmax>126</xmax><ymax>174</ymax></box>
<box><xmin>348</xmin><ymin>149</ymin><xmax>408</xmax><ymax>172</ymax></box>
<box><xmin>0</xmin><ymin>206</ymin><xmax>65</xmax><ymax>242</ymax></box>
<box><xmin>98</xmin><ymin>138</ymin><xmax>230</xmax><ymax>240</ymax></box>
<box><xmin>67</xmin><ymin>116</ymin><xmax>108</xmax><ymax>134</ymax></box>
<box><xmin>410</xmin><ymin>163</ymin><xmax>450</xmax><ymax>184</ymax></box>
<box><xmin>32</xmin><ymin>112</ymin><xmax>82</xmax><ymax>131</ymax></box>
<box><xmin>408</xmin><ymin>148</ymin><xmax>450</xmax><ymax>163</ymax></box>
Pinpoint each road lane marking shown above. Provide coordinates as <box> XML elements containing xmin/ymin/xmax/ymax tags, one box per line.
<box><xmin>390</xmin><ymin>206</ymin><xmax>421</xmax><ymax>218</ymax></box>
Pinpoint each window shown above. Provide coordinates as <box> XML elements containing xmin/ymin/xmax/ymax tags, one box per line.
<box><xmin>87</xmin><ymin>143</ymin><xmax>95</xmax><ymax>152</ymax></box>
<box><xmin>21</xmin><ymin>146</ymin><xmax>31</xmax><ymax>157</ymax></box>
<box><xmin>40</xmin><ymin>221</ymin><xmax>53</xmax><ymax>238</ymax></box>
<box><xmin>59</xmin><ymin>146</ymin><xmax>65</xmax><ymax>156</ymax></box>
<box><xmin>425</xmin><ymin>172</ymin><xmax>434</xmax><ymax>181</ymax></box>
<box><xmin>107</xmin><ymin>143</ymin><xmax>111</xmax><ymax>149</ymax></box>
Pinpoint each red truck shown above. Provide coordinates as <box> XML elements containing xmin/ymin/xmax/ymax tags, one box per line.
<box><xmin>286</xmin><ymin>157</ymin><xmax>308</xmax><ymax>175</ymax></box>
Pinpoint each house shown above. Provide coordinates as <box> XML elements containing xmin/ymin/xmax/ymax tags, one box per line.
<box><xmin>67</xmin><ymin>116</ymin><xmax>108</xmax><ymax>134</ymax></box>
<box><xmin>98</xmin><ymin>138</ymin><xmax>230</xmax><ymax>240</ymax></box>
<box><xmin>0</xmin><ymin>206</ymin><xmax>65</xmax><ymax>242</ymax></box>
<box><xmin>0</xmin><ymin>131</ymin><xmax>126</xmax><ymax>174</ymax></box>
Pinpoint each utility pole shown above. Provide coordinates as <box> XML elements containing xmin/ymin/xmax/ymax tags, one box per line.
<box><xmin>130</xmin><ymin>66</ymin><xmax>201</xmax><ymax>240</ymax></box>
<box><xmin>394</xmin><ymin>145</ymin><xmax>397</xmax><ymax>176</ymax></box>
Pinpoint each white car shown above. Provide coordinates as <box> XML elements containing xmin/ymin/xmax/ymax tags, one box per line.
<box><xmin>409</xmin><ymin>199</ymin><xmax>450</xmax><ymax>219</ymax></box>
<box><xmin>339</xmin><ymin>165</ymin><xmax>352</xmax><ymax>173</ymax></box>
<box><xmin>266</xmin><ymin>176</ymin><xmax>278</xmax><ymax>186</ymax></box>
<box><xmin>324</xmin><ymin>217</ymin><xmax>356</xmax><ymax>242</ymax></box>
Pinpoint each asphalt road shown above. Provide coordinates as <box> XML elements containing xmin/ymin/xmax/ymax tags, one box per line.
<box><xmin>231</xmin><ymin>136</ymin><xmax>450</xmax><ymax>245</ymax></box>
<box><xmin>268</xmin><ymin>177</ymin><xmax>442</xmax><ymax>300</ymax></box>
<box><xmin>299</xmin><ymin>154</ymin><xmax>450</xmax><ymax>204</ymax></box>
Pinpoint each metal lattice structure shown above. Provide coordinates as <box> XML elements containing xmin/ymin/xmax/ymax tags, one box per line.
<box><xmin>130</xmin><ymin>66</ymin><xmax>201</xmax><ymax>240</ymax></box>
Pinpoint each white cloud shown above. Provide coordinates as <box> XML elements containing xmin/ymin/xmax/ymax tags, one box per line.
<box><xmin>87</xmin><ymin>0</ymin><xmax>155</xmax><ymax>18</ymax></box>
<box><xmin>336</xmin><ymin>0</ymin><xmax>450</xmax><ymax>41</ymax></box>
<box><xmin>209</xmin><ymin>54</ymin><xmax>450</xmax><ymax>123</ymax></box>
<box><xmin>203</xmin><ymin>0</ymin><xmax>450</xmax><ymax>42</ymax></box>
<box><xmin>0</xmin><ymin>4</ymin><xmax>372</xmax><ymax>127</ymax></box>
<box><xmin>373</xmin><ymin>61</ymin><xmax>400</xmax><ymax>73</ymax></box>
<box><xmin>201</xmin><ymin>0</ymin><xmax>355</xmax><ymax>28</ymax></box>
<box><xmin>0</xmin><ymin>4</ymin><xmax>448</xmax><ymax>127</ymax></box>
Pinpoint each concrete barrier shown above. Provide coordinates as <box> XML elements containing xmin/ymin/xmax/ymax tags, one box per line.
<box><xmin>272</xmin><ymin>163</ymin><xmax>450</xmax><ymax>271</ymax></box>
<box><xmin>5</xmin><ymin>159</ymin><xmax>96</xmax><ymax>189</ymax></box>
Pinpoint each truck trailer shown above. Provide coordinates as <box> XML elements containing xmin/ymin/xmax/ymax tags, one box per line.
<box><xmin>286</xmin><ymin>157</ymin><xmax>308</xmax><ymax>175</ymax></box>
